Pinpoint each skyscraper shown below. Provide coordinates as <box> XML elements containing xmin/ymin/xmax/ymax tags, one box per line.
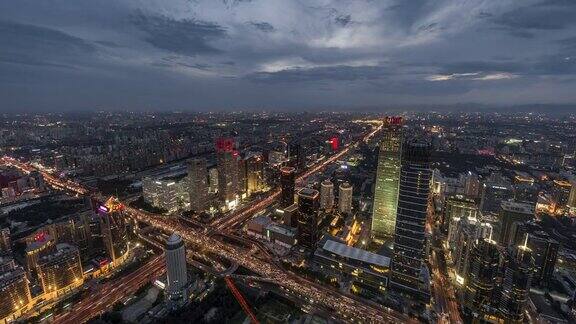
<box><xmin>216</xmin><ymin>137</ymin><xmax>239</xmax><ymax>207</ymax></box>
<box><xmin>296</xmin><ymin>188</ymin><xmax>320</xmax><ymax>249</ymax></box>
<box><xmin>465</xmin><ymin>238</ymin><xmax>500</xmax><ymax>318</ymax></box>
<box><xmin>165</xmin><ymin>233</ymin><xmax>188</xmax><ymax>303</ymax></box>
<box><xmin>280</xmin><ymin>167</ymin><xmax>296</xmax><ymax>208</ymax></box>
<box><xmin>390</xmin><ymin>141</ymin><xmax>432</xmax><ymax>299</ymax></box>
<box><xmin>188</xmin><ymin>158</ymin><xmax>208</xmax><ymax>213</ymax></box>
<box><xmin>527</xmin><ymin>231</ymin><xmax>559</xmax><ymax>287</ymax></box>
<box><xmin>498</xmin><ymin>201</ymin><xmax>534</xmax><ymax>247</ymax></box>
<box><xmin>338</xmin><ymin>182</ymin><xmax>353</xmax><ymax>215</ymax></box>
<box><xmin>499</xmin><ymin>244</ymin><xmax>534</xmax><ymax>322</ymax></box>
<box><xmin>320</xmin><ymin>180</ymin><xmax>334</xmax><ymax>210</ymax></box>
<box><xmin>372</xmin><ymin>117</ymin><xmax>403</xmax><ymax>241</ymax></box>
<box><xmin>289</xmin><ymin>140</ymin><xmax>305</xmax><ymax>171</ymax></box>
<box><xmin>98</xmin><ymin>198</ymin><xmax>128</xmax><ymax>263</ymax></box>
<box><xmin>246</xmin><ymin>152</ymin><xmax>264</xmax><ymax>196</ymax></box>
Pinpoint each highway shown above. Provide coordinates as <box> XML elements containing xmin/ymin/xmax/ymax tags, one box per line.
<box><xmin>1</xmin><ymin>121</ymin><xmax>414</xmax><ymax>323</ymax></box>
<box><xmin>54</xmin><ymin>255</ymin><xmax>166</xmax><ymax>324</ymax></box>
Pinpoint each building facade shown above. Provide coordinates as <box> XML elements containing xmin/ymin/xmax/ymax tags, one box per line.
<box><xmin>372</xmin><ymin>118</ymin><xmax>403</xmax><ymax>241</ymax></box>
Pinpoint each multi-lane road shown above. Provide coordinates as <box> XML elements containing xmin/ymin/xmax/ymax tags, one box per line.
<box><xmin>54</xmin><ymin>255</ymin><xmax>166</xmax><ymax>324</ymax></box>
<box><xmin>1</xmin><ymin>120</ymin><xmax>420</xmax><ymax>323</ymax></box>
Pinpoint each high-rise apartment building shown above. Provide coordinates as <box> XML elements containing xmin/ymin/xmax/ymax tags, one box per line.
<box><xmin>280</xmin><ymin>167</ymin><xmax>296</xmax><ymax>208</ymax></box>
<box><xmin>0</xmin><ymin>266</ymin><xmax>32</xmax><ymax>323</ymax></box>
<box><xmin>320</xmin><ymin>180</ymin><xmax>334</xmax><ymax>210</ymax></box>
<box><xmin>390</xmin><ymin>141</ymin><xmax>432</xmax><ymax>299</ymax></box>
<box><xmin>188</xmin><ymin>158</ymin><xmax>208</xmax><ymax>213</ymax></box>
<box><xmin>297</xmin><ymin>188</ymin><xmax>320</xmax><ymax>249</ymax></box>
<box><xmin>37</xmin><ymin>243</ymin><xmax>83</xmax><ymax>296</ymax></box>
<box><xmin>338</xmin><ymin>182</ymin><xmax>353</xmax><ymax>215</ymax></box>
<box><xmin>372</xmin><ymin>117</ymin><xmax>403</xmax><ymax>241</ymax></box>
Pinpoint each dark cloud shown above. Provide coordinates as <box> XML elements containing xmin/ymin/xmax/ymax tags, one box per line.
<box><xmin>249</xmin><ymin>21</ymin><xmax>274</xmax><ymax>32</ymax></box>
<box><xmin>493</xmin><ymin>2</ymin><xmax>576</xmax><ymax>31</ymax></box>
<box><xmin>0</xmin><ymin>20</ymin><xmax>96</xmax><ymax>68</ymax></box>
<box><xmin>334</xmin><ymin>15</ymin><xmax>351</xmax><ymax>27</ymax></box>
<box><xmin>1</xmin><ymin>0</ymin><xmax>576</xmax><ymax>111</ymax></box>
<box><xmin>131</xmin><ymin>13</ymin><xmax>226</xmax><ymax>56</ymax></box>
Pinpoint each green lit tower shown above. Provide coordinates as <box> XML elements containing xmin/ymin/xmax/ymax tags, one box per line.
<box><xmin>371</xmin><ymin>117</ymin><xmax>403</xmax><ymax>242</ymax></box>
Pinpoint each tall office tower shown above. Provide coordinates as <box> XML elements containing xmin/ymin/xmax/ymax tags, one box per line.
<box><xmin>320</xmin><ymin>180</ymin><xmax>335</xmax><ymax>210</ymax></box>
<box><xmin>98</xmin><ymin>200</ymin><xmax>128</xmax><ymax>263</ymax></box>
<box><xmin>188</xmin><ymin>158</ymin><xmax>208</xmax><ymax>213</ymax></box>
<box><xmin>238</xmin><ymin>156</ymin><xmax>247</xmax><ymax>197</ymax></box>
<box><xmin>0</xmin><ymin>266</ymin><xmax>32</xmax><ymax>322</ymax></box>
<box><xmin>499</xmin><ymin>244</ymin><xmax>534</xmax><ymax>323</ymax></box>
<box><xmin>464</xmin><ymin>238</ymin><xmax>500</xmax><ymax>318</ymax></box>
<box><xmin>462</xmin><ymin>172</ymin><xmax>481</xmax><ymax>198</ymax></box>
<box><xmin>480</xmin><ymin>182</ymin><xmax>514</xmax><ymax>215</ymax></box>
<box><xmin>498</xmin><ymin>201</ymin><xmax>534</xmax><ymax>247</ymax></box>
<box><xmin>282</xmin><ymin>203</ymin><xmax>298</xmax><ymax>227</ymax></box>
<box><xmin>208</xmin><ymin>167</ymin><xmax>218</xmax><ymax>193</ymax></box>
<box><xmin>0</xmin><ymin>228</ymin><xmax>11</xmax><ymax>255</ymax></box>
<box><xmin>165</xmin><ymin>233</ymin><xmax>188</xmax><ymax>301</ymax></box>
<box><xmin>443</xmin><ymin>194</ymin><xmax>479</xmax><ymax>231</ymax></box>
<box><xmin>37</xmin><ymin>243</ymin><xmax>83</xmax><ymax>296</ymax></box>
<box><xmin>216</xmin><ymin>138</ymin><xmax>239</xmax><ymax>206</ymax></box>
<box><xmin>390</xmin><ymin>142</ymin><xmax>432</xmax><ymax>299</ymax></box>
<box><xmin>372</xmin><ymin>117</ymin><xmax>403</xmax><ymax>241</ymax></box>
<box><xmin>246</xmin><ymin>152</ymin><xmax>264</xmax><ymax>196</ymax></box>
<box><xmin>527</xmin><ymin>231</ymin><xmax>559</xmax><ymax>287</ymax></box>
<box><xmin>568</xmin><ymin>181</ymin><xmax>576</xmax><ymax>214</ymax></box>
<box><xmin>280</xmin><ymin>167</ymin><xmax>296</xmax><ymax>208</ymax></box>
<box><xmin>289</xmin><ymin>140</ymin><xmax>305</xmax><ymax>171</ymax></box>
<box><xmin>338</xmin><ymin>182</ymin><xmax>353</xmax><ymax>215</ymax></box>
<box><xmin>296</xmin><ymin>188</ymin><xmax>320</xmax><ymax>249</ymax></box>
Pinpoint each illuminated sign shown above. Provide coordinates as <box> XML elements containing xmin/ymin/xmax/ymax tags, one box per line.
<box><xmin>216</xmin><ymin>138</ymin><xmax>235</xmax><ymax>153</ymax></box>
<box><xmin>98</xmin><ymin>205</ymin><xmax>110</xmax><ymax>213</ymax></box>
<box><xmin>384</xmin><ymin>116</ymin><xmax>403</xmax><ymax>125</ymax></box>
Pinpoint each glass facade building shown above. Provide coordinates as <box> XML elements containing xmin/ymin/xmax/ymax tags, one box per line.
<box><xmin>372</xmin><ymin>121</ymin><xmax>403</xmax><ymax>241</ymax></box>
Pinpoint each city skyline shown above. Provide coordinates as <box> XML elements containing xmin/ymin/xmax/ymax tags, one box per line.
<box><xmin>1</xmin><ymin>0</ymin><xmax>576</xmax><ymax>111</ymax></box>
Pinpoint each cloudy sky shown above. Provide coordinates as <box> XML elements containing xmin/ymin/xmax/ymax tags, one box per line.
<box><xmin>1</xmin><ymin>0</ymin><xmax>575</xmax><ymax>111</ymax></box>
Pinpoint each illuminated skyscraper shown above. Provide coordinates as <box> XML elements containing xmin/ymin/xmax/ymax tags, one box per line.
<box><xmin>372</xmin><ymin>117</ymin><xmax>403</xmax><ymax>241</ymax></box>
<box><xmin>297</xmin><ymin>188</ymin><xmax>320</xmax><ymax>249</ymax></box>
<box><xmin>37</xmin><ymin>243</ymin><xmax>83</xmax><ymax>296</ymax></box>
<box><xmin>527</xmin><ymin>231</ymin><xmax>558</xmax><ymax>287</ymax></box>
<box><xmin>216</xmin><ymin>137</ymin><xmax>239</xmax><ymax>207</ymax></box>
<box><xmin>320</xmin><ymin>180</ymin><xmax>334</xmax><ymax>210</ymax></box>
<box><xmin>98</xmin><ymin>199</ymin><xmax>128</xmax><ymax>263</ymax></box>
<box><xmin>188</xmin><ymin>158</ymin><xmax>208</xmax><ymax>213</ymax></box>
<box><xmin>165</xmin><ymin>233</ymin><xmax>188</xmax><ymax>304</ymax></box>
<box><xmin>280</xmin><ymin>167</ymin><xmax>296</xmax><ymax>208</ymax></box>
<box><xmin>338</xmin><ymin>182</ymin><xmax>353</xmax><ymax>215</ymax></box>
<box><xmin>246</xmin><ymin>152</ymin><xmax>265</xmax><ymax>196</ymax></box>
<box><xmin>499</xmin><ymin>244</ymin><xmax>534</xmax><ymax>323</ymax></box>
<box><xmin>390</xmin><ymin>141</ymin><xmax>432</xmax><ymax>299</ymax></box>
<box><xmin>464</xmin><ymin>238</ymin><xmax>500</xmax><ymax>318</ymax></box>
<box><xmin>289</xmin><ymin>140</ymin><xmax>305</xmax><ymax>171</ymax></box>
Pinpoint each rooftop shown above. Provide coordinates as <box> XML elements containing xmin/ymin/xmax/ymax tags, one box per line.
<box><xmin>321</xmin><ymin>239</ymin><xmax>390</xmax><ymax>268</ymax></box>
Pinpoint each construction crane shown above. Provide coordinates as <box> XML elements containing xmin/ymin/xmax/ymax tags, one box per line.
<box><xmin>224</xmin><ymin>276</ymin><xmax>259</xmax><ymax>324</ymax></box>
